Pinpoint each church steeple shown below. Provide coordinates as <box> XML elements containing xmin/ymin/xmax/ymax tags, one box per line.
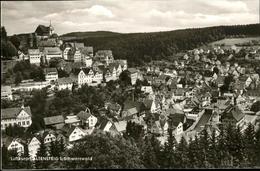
<box><xmin>49</xmin><ymin>20</ymin><xmax>54</xmax><ymax>35</ymax></box>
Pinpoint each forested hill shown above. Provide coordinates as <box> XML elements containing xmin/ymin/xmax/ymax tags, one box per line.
<box><xmin>60</xmin><ymin>31</ymin><xmax>121</xmax><ymax>40</ymax></box>
<box><xmin>62</xmin><ymin>24</ymin><xmax>260</xmax><ymax>66</ymax></box>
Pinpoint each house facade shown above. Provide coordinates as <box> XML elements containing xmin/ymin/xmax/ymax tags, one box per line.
<box><xmin>28</xmin><ymin>49</ymin><xmax>41</xmax><ymax>65</ymax></box>
<box><xmin>44</xmin><ymin>68</ymin><xmax>58</xmax><ymax>82</ymax></box>
<box><xmin>1</xmin><ymin>106</ymin><xmax>32</xmax><ymax>130</ymax></box>
<box><xmin>1</xmin><ymin>85</ymin><xmax>13</xmax><ymax>100</ymax></box>
<box><xmin>28</xmin><ymin>137</ymin><xmax>41</xmax><ymax>159</ymax></box>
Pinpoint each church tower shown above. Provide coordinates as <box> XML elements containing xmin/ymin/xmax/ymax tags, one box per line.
<box><xmin>49</xmin><ymin>20</ymin><xmax>54</xmax><ymax>35</ymax></box>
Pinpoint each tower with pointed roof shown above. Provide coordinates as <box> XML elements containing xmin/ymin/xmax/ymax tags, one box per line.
<box><xmin>49</xmin><ymin>20</ymin><xmax>54</xmax><ymax>35</ymax></box>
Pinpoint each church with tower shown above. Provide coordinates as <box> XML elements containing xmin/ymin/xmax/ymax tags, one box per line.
<box><xmin>34</xmin><ymin>20</ymin><xmax>55</xmax><ymax>39</ymax></box>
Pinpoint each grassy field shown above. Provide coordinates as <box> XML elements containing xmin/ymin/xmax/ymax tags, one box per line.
<box><xmin>210</xmin><ymin>37</ymin><xmax>260</xmax><ymax>46</ymax></box>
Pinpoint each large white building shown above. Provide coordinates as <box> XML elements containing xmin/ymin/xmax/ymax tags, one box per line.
<box><xmin>5</xmin><ymin>138</ymin><xmax>25</xmax><ymax>156</ymax></box>
<box><xmin>73</xmin><ymin>49</ymin><xmax>82</xmax><ymax>62</ymax></box>
<box><xmin>11</xmin><ymin>80</ymin><xmax>50</xmax><ymax>92</ymax></box>
<box><xmin>1</xmin><ymin>85</ymin><xmax>13</xmax><ymax>100</ymax></box>
<box><xmin>76</xmin><ymin>68</ymin><xmax>103</xmax><ymax>87</ymax></box>
<box><xmin>44</xmin><ymin>47</ymin><xmax>62</xmax><ymax>63</ymax></box>
<box><xmin>63</xmin><ymin>47</ymin><xmax>71</xmax><ymax>60</ymax></box>
<box><xmin>56</xmin><ymin>77</ymin><xmax>73</xmax><ymax>91</ymax></box>
<box><xmin>1</xmin><ymin>105</ymin><xmax>32</xmax><ymax>130</ymax></box>
<box><xmin>28</xmin><ymin>49</ymin><xmax>41</xmax><ymax>65</ymax></box>
<box><xmin>44</xmin><ymin>68</ymin><xmax>58</xmax><ymax>82</ymax></box>
<box><xmin>28</xmin><ymin>137</ymin><xmax>41</xmax><ymax>159</ymax></box>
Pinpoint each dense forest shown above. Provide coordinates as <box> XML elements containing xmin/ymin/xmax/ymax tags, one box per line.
<box><xmin>61</xmin><ymin>31</ymin><xmax>122</xmax><ymax>40</ymax></box>
<box><xmin>2</xmin><ymin>122</ymin><xmax>260</xmax><ymax>169</ymax></box>
<box><xmin>61</xmin><ymin>24</ymin><xmax>260</xmax><ymax>66</ymax></box>
<box><xmin>1</xmin><ymin>27</ymin><xmax>18</xmax><ymax>59</ymax></box>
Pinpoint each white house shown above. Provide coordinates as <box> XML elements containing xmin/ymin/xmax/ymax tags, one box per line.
<box><xmin>1</xmin><ymin>105</ymin><xmax>32</xmax><ymax>130</ymax></box>
<box><xmin>128</xmin><ymin>68</ymin><xmax>138</xmax><ymax>85</ymax></box>
<box><xmin>28</xmin><ymin>49</ymin><xmax>41</xmax><ymax>65</ymax></box>
<box><xmin>85</xmin><ymin>56</ymin><xmax>93</xmax><ymax>67</ymax></box>
<box><xmin>64</xmin><ymin>114</ymin><xmax>81</xmax><ymax>127</ymax></box>
<box><xmin>28</xmin><ymin>137</ymin><xmax>41</xmax><ymax>159</ymax></box>
<box><xmin>44</xmin><ymin>47</ymin><xmax>62</xmax><ymax>63</ymax></box>
<box><xmin>1</xmin><ymin>85</ymin><xmax>13</xmax><ymax>100</ymax></box>
<box><xmin>56</xmin><ymin>77</ymin><xmax>73</xmax><ymax>91</ymax></box>
<box><xmin>77</xmin><ymin>108</ymin><xmax>98</xmax><ymax>129</ymax></box>
<box><xmin>6</xmin><ymin>138</ymin><xmax>24</xmax><ymax>155</ymax></box>
<box><xmin>43</xmin><ymin>132</ymin><xmax>56</xmax><ymax>144</ymax></box>
<box><xmin>66</xmin><ymin>126</ymin><xmax>86</xmax><ymax>142</ymax></box>
<box><xmin>11</xmin><ymin>80</ymin><xmax>50</xmax><ymax>92</ymax></box>
<box><xmin>77</xmin><ymin>68</ymin><xmax>95</xmax><ymax>87</ymax></box>
<box><xmin>44</xmin><ymin>68</ymin><xmax>58</xmax><ymax>82</ymax></box>
<box><xmin>63</xmin><ymin>47</ymin><xmax>71</xmax><ymax>60</ymax></box>
<box><xmin>73</xmin><ymin>49</ymin><xmax>82</xmax><ymax>62</ymax></box>
<box><xmin>141</xmin><ymin>86</ymin><xmax>153</xmax><ymax>94</ymax></box>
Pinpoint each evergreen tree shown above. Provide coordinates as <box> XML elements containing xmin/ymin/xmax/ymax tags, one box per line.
<box><xmin>49</xmin><ymin>140</ymin><xmax>60</xmax><ymax>157</ymax></box>
<box><xmin>243</xmin><ymin>123</ymin><xmax>256</xmax><ymax>167</ymax></box>
<box><xmin>255</xmin><ymin>127</ymin><xmax>260</xmax><ymax>166</ymax></box>
<box><xmin>216</xmin><ymin>124</ymin><xmax>228</xmax><ymax>167</ymax></box>
<box><xmin>188</xmin><ymin>135</ymin><xmax>200</xmax><ymax>168</ymax></box>
<box><xmin>141</xmin><ymin>136</ymin><xmax>159</xmax><ymax>168</ymax></box>
<box><xmin>162</xmin><ymin>128</ymin><xmax>175</xmax><ymax>168</ymax></box>
<box><xmin>59</xmin><ymin>138</ymin><xmax>66</xmax><ymax>155</ymax></box>
<box><xmin>17</xmin><ymin>143</ymin><xmax>33</xmax><ymax>169</ymax></box>
<box><xmin>208</xmin><ymin>129</ymin><xmax>219</xmax><ymax>168</ymax></box>
<box><xmin>2</xmin><ymin>144</ymin><xmax>9</xmax><ymax>168</ymax></box>
<box><xmin>232</xmin><ymin>126</ymin><xmax>245</xmax><ymax>167</ymax></box>
<box><xmin>174</xmin><ymin>136</ymin><xmax>189</xmax><ymax>168</ymax></box>
<box><xmin>198</xmin><ymin>128</ymin><xmax>210</xmax><ymax>168</ymax></box>
<box><xmin>35</xmin><ymin>138</ymin><xmax>49</xmax><ymax>169</ymax></box>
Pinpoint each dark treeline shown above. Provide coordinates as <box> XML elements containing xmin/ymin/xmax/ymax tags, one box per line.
<box><xmin>1</xmin><ymin>27</ymin><xmax>18</xmax><ymax>58</ymax></box>
<box><xmin>2</xmin><ymin>122</ymin><xmax>260</xmax><ymax>169</ymax></box>
<box><xmin>63</xmin><ymin>24</ymin><xmax>260</xmax><ymax>66</ymax></box>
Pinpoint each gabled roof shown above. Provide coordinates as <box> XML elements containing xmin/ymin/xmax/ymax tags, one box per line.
<box><xmin>231</xmin><ymin>106</ymin><xmax>245</xmax><ymax>122</ymax></box>
<box><xmin>28</xmin><ymin>49</ymin><xmax>40</xmax><ymax>54</ymax></box>
<box><xmin>77</xmin><ymin>110</ymin><xmax>93</xmax><ymax>120</ymax></box>
<box><xmin>128</xmin><ymin>68</ymin><xmax>137</xmax><ymax>74</ymax></box>
<box><xmin>61</xmin><ymin>125</ymin><xmax>84</xmax><ymax>138</ymax></box>
<box><xmin>1</xmin><ymin>85</ymin><xmax>12</xmax><ymax>94</ymax></box>
<box><xmin>2</xmin><ymin>106</ymin><xmax>31</xmax><ymax>120</ymax></box>
<box><xmin>114</xmin><ymin>121</ymin><xmax>127</xmax><ymax>132</ymax></box>
<box><xmin>143</xmin><ymin>99</ymin><xmax>153</xmax><ymax>109</ymax></box>
<box><xmin>44</xmin><ymin>47</ymin><xmax>62</xmax><ymax>54</ymax></box>
<box><xmin>57</xmin><ymin>77</ymin><xmax>73</xmax><ymax>85</ymax></box>
<box><xmin>95</xmin><ymin>50</ymin><xmax>113</xmax><ymax>57</ymax></box>
<box><xmin>168</xmin><ymin>113</ymin><xmax>185</xmax><ymax>127</ymax></box>
<box><xmin>35</xmin><ymin>25</ymin><xmax>50</xmax><ymax>35</ymax></box>
<box><xmin>80</xmin><ymin>46</ymin><xmax>93</xmax><ymax>55</ymax></box>
<box><xmin>44</xmin><ymin>115</ymin><xmax>64</xmax><ymax>126</ymax></box>
<box><xmin>44</xmin><ymin>67</ymin><xmax>57</xmax><ymax>74</ymax></box>
<box><xmin>38</xmin><ymin>39</ymin><xmax>56</xmax><ymax>47</ymax></box>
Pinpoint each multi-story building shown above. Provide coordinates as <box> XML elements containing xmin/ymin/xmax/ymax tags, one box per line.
<box><xmin>128</xmin><ymin>68</ymin><xmax>138</xmax><ymax>85</ymax></box>
<box><xmin>44</xmin><ymin>47</ymin><xmax>62</xmax><ymax>63</ymax></box>
<box><xmin>1</xmin><ymin>105</ymin><xmax>32</xmax><ymax>130</ymax></box>
<box><xmin>63</xmin><ymin>47</ymin><xmax>71</xmax><ymax>60</ymax></box>
<box><xmin>94</xmin><ymin>50</ymin><xmax>114</xmax><ymax>65</ymax></box>
<box><xmin>1</xmin><ymin>85</ymin><xmax>13</xmax><ymax>100</ymax></box>
<box><xmin>28</xmin><ymin>49</ymin><xmax>41</xmax><ymax>65</ymax></box>
<box><xmin>11</xmin><ymin>80</ymin><xmax>50</xmax><ymax>92</ymax></box>
<box><xmin>44</xmin><ymin>68</ymin><xmax>58</xmax><ymax>82</ymax></box>
<box><xmin>56</xmin><ymin>77</ymin><xmax>73</xmax><ymax>91</ymax></box>
<box><xmin>73</xmin><ymin>49</ymin><xmax>82</xmax><ymax>62</ymax></box>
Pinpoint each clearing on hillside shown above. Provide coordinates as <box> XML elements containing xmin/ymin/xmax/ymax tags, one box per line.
<box><xmin>210</xmin><ymin>37</ymin><xmax>260</xmax><ymax>46</ymax></box>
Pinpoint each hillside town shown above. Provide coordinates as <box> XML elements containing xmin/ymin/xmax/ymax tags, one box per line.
<box><xmin>1</xmin><ymin>22</ymin><xmax>260</xmax><ymax>169</ymax></box>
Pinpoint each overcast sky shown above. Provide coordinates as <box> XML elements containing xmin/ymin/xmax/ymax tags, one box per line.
<box><xmin>1</xmin><ymin>0</ymin><xmax>259</xmax><ymax>35</ymax></box>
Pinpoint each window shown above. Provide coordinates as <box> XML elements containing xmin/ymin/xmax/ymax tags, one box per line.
<box><xmin>18</xmin><ymin>122</ymin><xmax>21</xmax><ymax>126</ymax></box>
<box><xmin>27</xmin><ymin>121</ymin><xmax>30</xmax><ymax>125</ymax></box>
<box><xmin>22</xmin><ymin>121</ymin><xmax>25</xmax><ymax>125</ymax></box>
